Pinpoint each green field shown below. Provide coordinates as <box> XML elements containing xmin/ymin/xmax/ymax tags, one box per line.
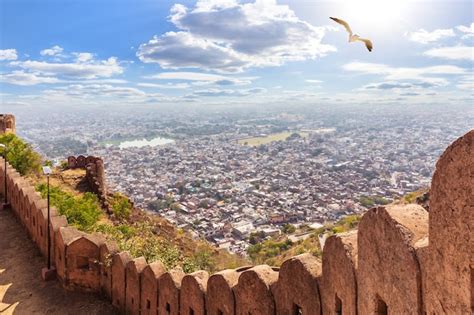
<box><xmin>238</xmin><ymin>131</ymin><xmax>309</xmax><ymax>146</ymax></box>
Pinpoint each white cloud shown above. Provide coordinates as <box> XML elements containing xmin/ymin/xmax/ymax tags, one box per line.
<box><xmin>0</xmin><ymin>71</ymin><xmax>60</xmax><ymax>86</ymax></box>
<box><xmin>361</xmin><ymin>81</ymin><xmax>442</xmax><ymax>90</ymax></box>
<box><xmin>0</xmin><ymin>49</ymin><xmax>18</xmax><ymax>61</ymax></box>
<box><xmin>43</xmin><ymin>84</ymin><xmax>147</xmax><ymax>99</ymax></box>
<box><xmin>73</xmin><ymin>52</ymin><xmax>94</xmax><ymax>63</ymax></box>
<box><xmin>423</xmin><ymin>46</ymin><xmax>474</xmax><ymax>60</ymax></box>
<box><xmin>137</xmin><ymin>0</ymin><xmax>335</xmax><ymax>72</ymax></box>
<box><xmin>145</xmin><ymin>71</ymin><xmax>253</xmax><ymax>85</ymax></box>
<box><xmin>40</xmin><ymin>45</ymin><xmax>64</xmax><ymax>56</ymax></box>
<box><xmin>456</xmin><ymin>76</ymin><xmax>474</xmax><ymax>90</ymax></box>
<box><xmin>11</xmin><ymin>57</ymin><xmax>123</xmax><ymax>79</ymax></box>
<box><xmin>343</xmin><ymin>62</ymin><xmax>466</xmax><ymax>84</ymax></box>
<box><xmin>457</xmin><ymin>23</ymin><xmax>474</xmax><ymax>39</ymax></box>
<box><xmin>405</xmin><ymin>28</ymin><xmax>455</xmax><ymax>44</ymax></box>
<box><xmin>306</xmin><ymin>79</ymin><xmax>323</xmax><ymax>84</ymax></box>
<box><xmin>137</xmin><ymin>82</ymin><xmax>191</xmax><ymax>89</ymax></box>
<box><xmin>191</xmin><ymin>87</ymin><xmax>266</xmax><ymax>97</ymax></box>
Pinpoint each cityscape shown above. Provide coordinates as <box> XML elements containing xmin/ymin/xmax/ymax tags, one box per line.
<box><xmin>12</xmin><ymin>103</ymin><xmax>473</xmax><ymax>255</ymax></box>
<box><xmin>1</xmin><ymin>0</ymin><xmax>472</xmax><ymax>312</ymax></box>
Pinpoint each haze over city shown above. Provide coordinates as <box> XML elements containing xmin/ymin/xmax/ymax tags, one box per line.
<box><xmin>1</xmin><ymin>0</ymin><xmax>473</xmax><ymax>253</ymax></box>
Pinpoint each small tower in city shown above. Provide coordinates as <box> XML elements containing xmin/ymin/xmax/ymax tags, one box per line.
<box><xmin>0</xmin><ymin>114</ymin><xmax>16</xmax><ymax>134</ymax></box>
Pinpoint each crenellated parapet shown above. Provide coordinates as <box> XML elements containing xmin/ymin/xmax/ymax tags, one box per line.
<box><xmin>66</xmin><ymin>155</ymin><xmax>108</xmax><ymax>209</ymax></box>
<box><xmin>0</xmin><ymin>129</ymin><xmax>472</xmax><ymax>314</ymax></box>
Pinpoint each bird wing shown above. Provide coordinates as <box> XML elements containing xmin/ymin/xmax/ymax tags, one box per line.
<box><xmin>330</xmin><ymin>17</ymin><xmax>352</xmax><ymax>35</ymax></box>
<box><xmin>356</xmin><ymin>37</ymin><xmax>373</xmax><ymax>52</ymax></box>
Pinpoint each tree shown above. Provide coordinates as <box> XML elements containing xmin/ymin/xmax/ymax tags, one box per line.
<box><xmin>110</xmin><ymin>193</ymin><xmax>132</xmax><ymax>221</ymax></box>
<box><xmin>0</xmin><ymin>134</ymin><xmax>42</xmax><ymax>175</ymax></box>
<box><xmin>282</xmin><ymin>223</ymin><xmax>296</xmax><ymax>234</ymax></box>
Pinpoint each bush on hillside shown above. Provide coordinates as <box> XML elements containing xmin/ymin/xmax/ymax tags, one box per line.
<box><xmin>0</xmin><ymin>133</ymin><xmax>42</xmax><ymax>175</ymax></box>
<box><xmin>94</xmin><ymin>221</ymin><xmax>215</xmax><ymax>273</ymax></box>
<box><xmin>36</xmin><ymin>183</ymin><xmax>102</xmax><ymax>231</ymax></box>
<box><xmin>109</xmin><ymin>192</ymin><xmax>132</xmax><ymax>221</ymax></box>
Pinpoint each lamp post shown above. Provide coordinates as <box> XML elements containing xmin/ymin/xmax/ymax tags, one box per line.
<box><xmin>0</xmin><ymin>144</ymin><xmax>7</xmax><ymax>207</ymax></box>
<box><xmin>42</xmin><ymin>166</ymin><xmax>52</xmax><ymax>270</ymax></box>
<box><xmin>41</xmin><ymin>165</ymin><xmax>55</xmax><ymax>280</ymax></box>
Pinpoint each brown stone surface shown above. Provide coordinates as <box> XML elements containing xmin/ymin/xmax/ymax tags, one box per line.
<box><xmin>424</xmin><ymin>129</ymin><xmax>473</xmax><ymax>314</ymax></box>
<box><xmin>24</xmin><ymin>188</ymin><xmax>40</xmax><ymax>238</ymax></box>
<box><xmin>125</xmin><ymin>256</ymin><xmax>147</xmax><ymax>315</ymax></box>
<box><xmin>273</xmin><ymin>253</ymin><xmax>322</xmax><ymax>315</ymax></box>
<box><xmin>206</xmin><ymin>269</ymin><xmax>240</xmax><ymax>315</ymax></box>
<box><xmin>55</xmin><ymin>226</ymin><xmax>83</xmax><ymax>282</ymax></box>
<box><xmin>358</xmin><ymin>204</ymin><xmax>428</xmax><ymax>314</ymax></box>
<box><xmin>111</xmin><ymin>251</ymin><xmax>132</xmax><ymax>311</ymax></box>
<box><xmin>37</xmin><ymin>205</ymin><xmax>58</xmax><ymax>257</ymax></box>
<box><xmin>234</xmin><ymin>265</ymin><xmax>278</xmax><ymax>315</ymax></box>
<box><xmin>49</xmin><ymin>215</ymin><xmax>68</xmax><ymax>266</ymax></box>
<box><xmin>66</xmin><ymin>234</ymin><xmax>104</xmax><ymax>291</ymax></box>
<box><xmin>140</xmin><ymin>261</ymin><xmax>166</xmax><ymax>315</ymax></box>
<box><xmin>99</xmin><ymin>241</ymin><xmax>119</xmax><ymax>300</ymax></box>
<box><xmin>180</xmin><ymin>270</ymin><xmax>209</xmax><ymax>315</ymax></box>
<box><xmin>158</xmin><ymin>268</ymin><xmax>185</xmax><ymax>315</ymax></box>
<box><xmin>320</xmin><ymin>231</ymin><xmax>358</xmax><ymax>315</ymax></box>
<box><xmin>0</xmin><ymin>114</ymin><xmax>15</xmax><ymax>134</ymax></box>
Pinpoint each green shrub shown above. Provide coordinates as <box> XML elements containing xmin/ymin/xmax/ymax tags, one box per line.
<box><xmin>36</xmin><ymin>183</ymin><xmax>101</xmax><ymax>231</ymax></box>
<box><xmin>110</xmin><ymin>193</ymin><xmax>132</xmax><ymax>221</ymax></box>
<box><xmin>0</xmin><ymin>134</ymin><xmax>42</xmax><ymax>175</ymax></box>
<box><xmin>282</xmin><ymin>223</ymin><xmax>296</xmax><ymax>234</ymax></box>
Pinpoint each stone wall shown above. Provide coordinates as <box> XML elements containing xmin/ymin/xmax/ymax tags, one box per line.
<box><xmin>66</xmin><ymin>155</ymin><xmax>108</xmax><ymax>209</ymax></box>
<box><xmin>0</xmin><ymin>129</ymin><xmax>472</xmax><ymax>314</ymax></box>
<box><xmin>0</xmin><ymin>113</ymin><xmax>15</xmax><ymax>134</ymax></box>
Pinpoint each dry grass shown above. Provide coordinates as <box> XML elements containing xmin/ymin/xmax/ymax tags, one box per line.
<box><xmin>238</xmin><ymin>131</ymin><xmax>309</xmax><ymax>146</ymax></box>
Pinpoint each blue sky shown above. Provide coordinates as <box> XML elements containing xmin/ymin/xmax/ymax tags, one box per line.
<box><xmin>0</xmin><ymin>0</ymin><xmax>472</xmax><ymax>109</ymax></box>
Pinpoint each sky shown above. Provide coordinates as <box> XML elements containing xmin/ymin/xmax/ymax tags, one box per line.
<box><xmin>0</xmin><ymin>0</ymin><xmax>473</xmax><ymax>109</ymax></box>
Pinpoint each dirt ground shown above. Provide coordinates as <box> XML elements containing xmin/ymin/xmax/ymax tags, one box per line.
<box><xmin>0</xmin><ymin>209</ymin><xmax>116</xmax><ymax>315</ymax></box>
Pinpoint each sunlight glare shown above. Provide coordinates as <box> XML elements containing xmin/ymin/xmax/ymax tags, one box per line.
<box><xmin>340</xmin><ymin>0</ymin><xmax>412</xmax><ymax>33</ymax></box>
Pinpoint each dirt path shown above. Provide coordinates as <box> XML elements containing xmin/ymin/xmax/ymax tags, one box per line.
<box><xmin>0</xmin><ymin>209</ymin><xmax>115</xmax><ymax>315</ymax></box>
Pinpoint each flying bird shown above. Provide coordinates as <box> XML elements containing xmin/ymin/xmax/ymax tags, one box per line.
<box><xmin>330</xmin><ymin>17</ymin><xmax>373</xmax><ymax>52</ymax></box>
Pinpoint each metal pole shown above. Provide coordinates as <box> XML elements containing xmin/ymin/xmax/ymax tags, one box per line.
<box><xmin>47</xmin><ymin>175</ymin><xmax>51</xmax><ymax>270</ymax></box>
<box><xmin>4</xmin><ymin>155</ymin><xmax>7</xmax><ymax>204</ymax></box>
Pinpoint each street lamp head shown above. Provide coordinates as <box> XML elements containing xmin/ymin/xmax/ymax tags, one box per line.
<box><xmin>42</xmin><ymin>166</ymin><xmax>52</xmax><ymax>176</ymax></box>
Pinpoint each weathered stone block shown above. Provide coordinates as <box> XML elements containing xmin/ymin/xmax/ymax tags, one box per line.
<box><xmin>234</xmin><ymin>265</ymin><xmax>278</xmax><ymax>315</ymax></box>
<box><xmin>99</xmin><ymin>241</ymin><xmax>119</xmax><ymax>300</ymax></box>
<box><xmin>358</xmin><ymin>204</ymin><xmax>428</xmax><ymax>314</ymax></box>
<box><xmin>140</xmin><ymin>261</ymin><xmax>166</xmax><ymax>315</ymax></box>
<box><xmin>320</xmin><ymin>231</ymin><xmax>358</xmax><ymax>315</ymax></box>
<box><xmin>111</xmin><ymin>251</ymin><xmax>132</xmax><ymax>311</ymax></box>
<box><xmin>55</xmin><ymin>226</ymin><xmax>83</xmax><ymax>282</ymax></box>
<box><xmin>424</xmin><ymin>130</ymin><xmax>473</xmax><ymax>314</ymax></box>
<box><xmin>65</xmin><ymin>233</ymin><xmax>104</xmax><ymax>292</ymax></box>
<box><xmin>273</xmin><ymin>253</ymin><xmax>322</xmax><ymax>315</ymax></box>
<box><xmin>158</xmin><ymin>268</ymin><xmax>185</xmax><ymax>315</ymax></box>
<box><xmin>207</xmin><ymin>269</ymin><xmax>241</xmax><ymax>315</ymax></box>
<box><xmin>125</xmin><ymin>256</ymin><xmax>147</xmax><ymax>315</ymax></box>
<box><xmin>180</xmin><ymin>270</ymin><xmax>209</xmax><ymax>315</ymax></box>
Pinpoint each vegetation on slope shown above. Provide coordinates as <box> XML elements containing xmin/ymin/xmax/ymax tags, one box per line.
<box><xmin>247</xmin><ymin>215</ymin><xmax>361</xmax><ymax>266</ymax></box>
<box><xmin>3</xmin><ymin>134</ymin><xmax>247</xmax><ymax>272</ymax></box>
<box><xmin>109</xmin><ymin>192</ymin><xmax>133</xmax><ymax>221</ymax></box>
<box><xmin>36</xmin><ymin>178</ymin><xmax>247</xmax><ymax>272</ymax></box>
<box><xmin>36</xmin><ymin>183</ymin><xmax>102</xmax><ymax>232</ymax></box>
<box><xmin>0</xmin><ymin>134</ymin><xmax>42</xmax><ymax>175</ymax></box>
